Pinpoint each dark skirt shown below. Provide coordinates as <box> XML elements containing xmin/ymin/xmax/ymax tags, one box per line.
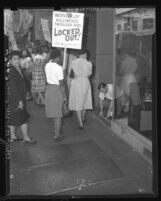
<box><xmin>22</xmin><ymin>69</ymin><xmax>32</xmax><ymax>92</ymax></box>
<box><xmin>33</xmin><ymin>91</ymin><xmax>45</xmax><ymax>105</ymax></box>
<box><xmin>45</xmin><ymin>85</ymin><xmax>63</xmax><ymax>118</ymax></box>
<box><xmin>9</xmin><ymin>101</ymin><xmax>29</xmax><ymax>127</ymax></box>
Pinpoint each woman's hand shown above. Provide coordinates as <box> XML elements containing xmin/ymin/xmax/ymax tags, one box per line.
<box><xmin>64</xmin><ymin>97</ymin><xmax>67</xmax><ymax>104</ymax></box>
<box><xmin>18</xmin><ymin>101</ymin><xmax>24</xmax><ymax>110</ymax></box>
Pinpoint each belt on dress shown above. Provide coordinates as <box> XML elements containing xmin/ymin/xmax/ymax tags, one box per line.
<box><xmin>47</xmin><ymin>83</ymin><xmax>59</xmax><ymax>86</ymax></box>
<box><xmin>74</xmin><ymin>76</ymin><xmax>88</xmax><ymax>78</ymax></box>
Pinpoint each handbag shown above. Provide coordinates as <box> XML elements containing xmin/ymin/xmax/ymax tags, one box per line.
<box><xmin>13</xmin><ymin>107</ymin><xmax>30</xmax><ymax>122</ymax></box>
<box><xmin>62</xmin><ymin>101</ymin><xmax>70</xmax><ymax>117</ymax></box>
<box><xmin>69</xmin><ymin>69</ymin><xmax>74</xmax><ymax>78</ymax></box>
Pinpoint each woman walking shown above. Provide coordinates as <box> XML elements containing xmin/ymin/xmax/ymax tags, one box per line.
<box><xmin>44</xmin><ymin>49</ymin><xmax>66</xmax><ymax>140</ymax></box>
<box><xmin>68</xmin><ymin>49</ymin><xmax>93</xmax><ymax>129</ymax></box>
<box><xmin>31</xmin><ymin>49</ymin><xmax>46</xmax><ymax>106</ymax></box>
<box><xmin>9</xmin><ymin>50</ymin><xmax>36</xmax><ymax>144</ymax></box>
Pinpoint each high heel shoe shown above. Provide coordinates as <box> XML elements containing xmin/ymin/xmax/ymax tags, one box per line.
<box><xmin>10</xmin><ymin>137</ymin><xmax>23</xmax><ymax>142</ymax></box>
<box><xmin>78</xmin><ymin>126</ymin><xmax>84</xmax><ymax>130</ymax></box>
<box><xmin>54</xmin><ymin>135</ymin><xmax>64</xmax><ymax>140</ymax></box>
<box><xmin>82</xmin><ymin>119</ymin><xmax>87</xmax><ymax>123</ymax></box>
<box><xmin>23</xmin><ymin>138</ymin><xmax>37</xmax><ymax>144</ymax></box>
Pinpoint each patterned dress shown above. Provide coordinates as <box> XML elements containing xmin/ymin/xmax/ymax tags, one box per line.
<box><xmin>31</xmin><ymin>58</ymin><xmax>46</xmax><ymax>105</ymax></box>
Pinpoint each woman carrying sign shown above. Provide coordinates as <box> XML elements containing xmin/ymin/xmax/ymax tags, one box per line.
<box><xmin>68</xmin><ymin>49</ymin><xmax>93</xmax><ymax>129</ymax></box>
<box><xmin>44</xmin><ymin>49</ymin><xmax>67</xmax><ymax>140</ymax></box>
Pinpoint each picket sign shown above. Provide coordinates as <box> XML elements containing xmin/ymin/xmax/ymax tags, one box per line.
<box><xmin>8</xmin><ymin>30</ymin><xmax>18</xmax><ymax>50</ymax></box>
<box><xmin>52</xmin><ymin>11</ymin><xmax>84</xmax><ymax>71</ymax></box>
<box><xmin>41</xmin><ymin>19</ymin><xmax>52</xmax><ymax>43</ymax></box>
<box><xmin>4</xmin><ymin>9</ymin><xmax>14</xmax><ymax>36</ymax></box>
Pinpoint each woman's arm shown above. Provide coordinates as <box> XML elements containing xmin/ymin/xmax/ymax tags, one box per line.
<box><xmin>57</xmin><ymin>65</ymin><xmax>67</xmax><ymax>102</ymax></box>
<box><xmin>9</xmin><ymin>68</ymin><xmax>23</xmax><ymax>108</ymax></box>
<box><xmin>68</xmin><ymin>63</ymin><xmax>72</xmax><ymax>76</ymax></box>
<box><xmin>88</xmin><ymin>62</ymin><xmax>92</xmax><ymax>77</ymax></box>
<box><xmin>59</xmin><ymin>79</ymin><xmax>67</xmax><ymax>102</ymax></box>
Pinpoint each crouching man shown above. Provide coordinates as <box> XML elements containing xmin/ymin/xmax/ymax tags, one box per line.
<box><xmin>98</xmin><ymin>82</ymin><xmax>123</xmax><ymax>120</ymax></box>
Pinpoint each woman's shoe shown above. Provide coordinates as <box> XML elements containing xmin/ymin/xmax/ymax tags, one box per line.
<box><xmin>54</xmin><ymin>135</ymin><xmax>64</xmax><ymax>140</ymax></box>
<box><xmin>23</xmin><ymin>138</ymin><xmax>37</xmax><ymax>144</ymax></box>
<box><xmin>82</xmin><ymin>119</ymin><xmax>87</xmax><ymax>123</ymax></box>
<box><xmin>78</xmin><ymin>126</ymin><xmax>84</xmax><ymax>130</ymax></box>
<box><xmin>53</xmin><ymin>129</ymin><xmax>63</xmax><ymax>135</ymax></box>
<box><xmin>10</xmin><ymin>137</ymin><xmax>23</xmax><ymax>142</ymax></box>
<box><xmin>106</xmin><ymin>116</ymin><xmax>112</xmax><ymax>121</ymax></box>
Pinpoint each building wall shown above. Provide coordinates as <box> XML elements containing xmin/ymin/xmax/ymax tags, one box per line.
<box><xmin>83</xmin><ymin>12</ymin><xmax>96</xmax><ymax>108</ymax></box>
<box><xmin>95</xmin><ymin>9</ymin><xmax>115</xmax><ymax>108</ymax></box>
<box><xmin>84</xmin><ymin>12</ymin><xmax>96</xmax><ymax>65</ymax></box>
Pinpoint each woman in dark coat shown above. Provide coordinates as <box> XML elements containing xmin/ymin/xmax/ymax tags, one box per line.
<box><xmin>9</xmin><ymin>50</ymin><xmax>36</xmax><ymax>144</ymax></box>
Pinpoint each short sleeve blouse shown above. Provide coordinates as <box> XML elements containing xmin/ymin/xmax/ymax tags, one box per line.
<box><xmin>45</xmin><ymin>62</ymin><xmax>64</xmax><ymax>85</ymax></box>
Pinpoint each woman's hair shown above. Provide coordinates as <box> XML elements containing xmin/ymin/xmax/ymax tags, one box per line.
<box><xmin>21</xmin><ymin>49</ymin><xmax>31</xmax><ymax>58</ymax></box>
<box><xmin>49</xmin><ymin>47</ymin><xmax>57</xmax><ymax>52</ymax></box>
<box><xmin>9</xmin><ymin>50</ymin><xmax>21</xmax><ymax>60</ymax></box>
<box><xmin>98</xmin><ymin>82</ymin><xmax>106</xmax><ymax>90</ymax></box>
<box><xmin>43</xmin><ymin>46</ymin><xmax>49</xmax><ymax>52</ymax></box>
<box><xmin>50</xmin><ymin>49</ymin><xmax>61</xmax><ymax>60</ymax></box>
<box><xmin>35</xmin><ymin>47</ymin><xmax>42</xmax><ymax>55</ymax></box>
<box><xmin>77</xmin><ymin>48</ymin><xmax>88</xmax><ymax>56</ymax></box>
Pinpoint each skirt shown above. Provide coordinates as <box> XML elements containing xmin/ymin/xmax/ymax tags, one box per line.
<box><xmin>9</xmin><ymin>101</ymin><xmax>29</xmax><ymax>127</ymax></box>
<box><xmin>33</xmin><ymin>91</ymin><xmax>45</xmax><ymax>105</ymax></box>
<box><xmin>45</xmin><ymin>85</ymin><xmax>63</xmax><ymax>118</ymax></box>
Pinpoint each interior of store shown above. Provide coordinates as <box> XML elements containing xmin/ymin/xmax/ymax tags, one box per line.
<box><xmin>114</xmin><ymin>32</ymin><xmax>153</xmax><ymax>141</ymax></box>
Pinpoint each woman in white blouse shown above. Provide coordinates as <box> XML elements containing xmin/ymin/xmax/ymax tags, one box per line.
<box><xmin>44</xmin><ymin>49</ymin><xmax>66</xmax><ymax>140</ymax></box>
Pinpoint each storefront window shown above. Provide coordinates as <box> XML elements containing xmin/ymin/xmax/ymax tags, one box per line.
<box><xmin>132</xmin><ymin>20</ymin><xmax>138</xmax><ymax>31</ymax></box>
<box><xmin>114</xmin><ymin>8</ymin><xmax>155</xmax><ymax>141</ymax></box>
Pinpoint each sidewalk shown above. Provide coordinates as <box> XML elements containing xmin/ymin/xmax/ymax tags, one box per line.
<box><xmin>9</xmin><ymin>101</ymin><xmax>153</xmax><ymax>196</ymax></box>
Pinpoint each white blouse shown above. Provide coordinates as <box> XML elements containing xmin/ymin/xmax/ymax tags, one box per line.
<box><xmin>45</xmin><ymin>62</ymin><xmax>64</xmax><ymax>85</ymax></box>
